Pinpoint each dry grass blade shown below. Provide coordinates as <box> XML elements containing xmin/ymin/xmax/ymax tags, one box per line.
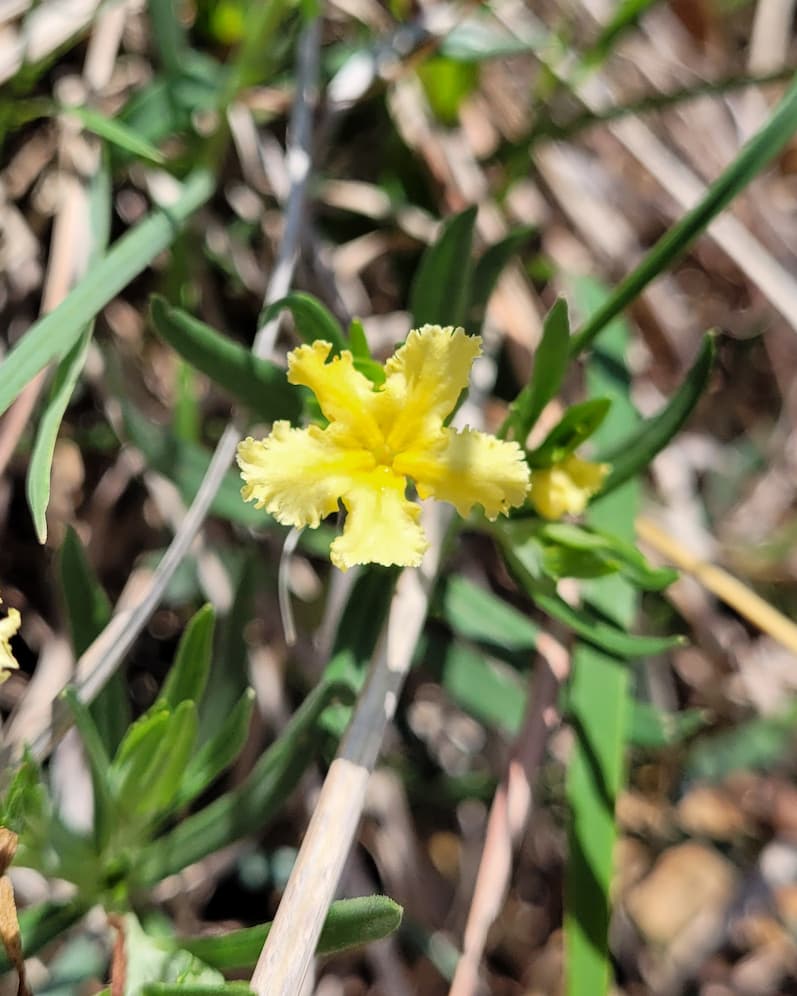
<box><xmin>449</xmin><ymin>633</ymin><xmax>570</xmax><ymax>996</ymax></box>
<box><xmin>250</xmin><ymin>506</ymin><xmax>447</xmax><ymax>995</ymax></box>
<box><xmin>637</xmin><ymin>515</ymin><xmax>797</xmax><ymax>655</ymax></box>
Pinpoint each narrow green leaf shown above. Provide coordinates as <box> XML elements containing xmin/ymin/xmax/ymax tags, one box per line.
<box><xmin>138</xmin><ymin>701</ymin><xmax>199</xmax><ymax>817</ymax></box>
<box><xmin>410</xmin><ymin>206</ymin><xmax>477</xmax><ymax>328</ymax></box>
<box><xmin>571</xmin><ymin>75</ymin><xmax>797</xmax><ymax>354</ymax></box>
<box><xmin>180</xmin><ymin>896</ymin><xmax>403</xmax><ymax>970</ymax></box>
<box><xmin>149</xmin><ymin>296</ymin><xmax>301</xmax><ymax>423</ymax></box>
<box><xmin>537</xmin><ymin>523</ymin><xmax>677</xmax><ymax>590</ymax></box>
<box><xmin>348</xmin><ymin>318</ymin><xmax>370</xmax><ymax>359</ymax></box>
<box><xmin>173</xmin><ymin>689</ymin><xmax>255</xmax><ymax>809</ymax></box>
<box><xmin>687</xmin><ymin>704</ymin><xmax>797</xmax><ymax>781</ymax></box>
<box><xmin>60</xmin><ymin>687</ymin><xmax>115</xmax><ymax>853</ymax></box>
<box><xmin>627</xmin><ymin>702</ymin><xmax>705</xmax><ymax>748</ymax></box>
<box><xmin>0</xmin><ymin>169</ymin><xmax>214</xmax><ymax>418</ymax></box>
<box><xmin>597</xmin><ymin>334</ymin><xmax>715</xmax><ymax>495</ymax></box>
<box><xmin>26</xmin><ymin>158</ymin><xmax>111</xmax><ymax>542</ymax></box>
<box><xmin>503</xmin><ymin>297</ymin><xmax>570</xmax><ymax>442</ymax></box>
<box><xmin>565</xmin><ymin>296</ymin><xmax>638</xmax><ymax>996</ymax></box>
<box><xmin>530</xmin><ymin>587</ymin><xmax>682</xmax><ymax>658</ymax></box>
<box><xmin>111</xmin><ymin>709</ymin><xmax>171</xmax><ymax>805</ymax></box>
<box><xmin>159</xmin><ymin>604</ymin><xmax>215</xmax><ymax>710</ymax></box>
<box><xmin>348</xmin><ymin>318</ymin><xmax>385</xmax><ymax>385</ymax></box>
<box><xmin>66</xmin><ymin>106</ymin><xmax>166</xmax><ymax>164</ymax></box>
<box><xmin>527</xmin><ymin>397</ymin><xmax>611</xmax><ymax>467</ymax></box>
<box><xmin>200</xmin><ymin>560</ymin><xmax>253</xmax><ymax>746</ymax></box>
<box><xmin>434</xmin><ymin>634</ymin><xmax>526</xmax><ymax>735</ymax></box>
<box><xmin>134</xmin><ymin>680</ymin><xmax>355</xmax><ymax>887</ymax></box>
<box><xmin>435</xmin><ymin>574</ymin><xmax>538</xmax><ymax>652</ymax></box>
<box><xmin>580</xmin><ymin>0</ymin><xmax>662</xmax><ymax>69</ymax></box>
<box><xmin>259</xmin><ymin>291</ymin><xmax>347</xmax><ymax>354</ymax></box>
<box><xmin>115</xmin><ymin>702</ymin><xmax>199</xmax><ymax>821</ymax></box>
<box><xmin>26</xmin><ymin>329</ymin><xmax>92</xmax><ymax>542</ymax></box>
<box><xmin>59</xmin><ymin>527</ymin><xmax>112</xmax><ymax>657</ymax></box>
<box><xmin>564</xmin><ymin>644</ymin><xmax>628</xmax><ymax>996</ymax></box>
<box><xmin>147</xmin><ymin>0</ymin><xmax>190</xmax><ymax>77</ymax></box>
<box><xmin>59</xmin><ymin>526</ymin><xmax>130</xmax><ymax>759</ymax></box>
<box><xmin>0</xmin><ymin>899</ymin><xmax>88</xmax><ymax>970</ymax></box>
<box><xmin>468</xmin><ymin>225</ymin><xmax>536</xmax><ymax>332</ymax></box>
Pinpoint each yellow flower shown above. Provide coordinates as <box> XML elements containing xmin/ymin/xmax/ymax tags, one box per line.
<box><xmin>238</xmin><ymin>325</ymin><xmax>530</xmax><ymax>571</ymax></box>
<box><xmin>529</xmin><ymin>454</ymin><xmax>609</xmax><ymax>520</ymax></box>
<box><xmin>0</xmin><ymin>599</ymin><xmax>20</xmax><ymax>683</ymax></box>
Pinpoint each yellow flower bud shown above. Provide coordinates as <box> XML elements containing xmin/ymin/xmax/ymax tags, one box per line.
<box><xmin>530</xmin><ymin>454</ymin><xmax>609</xmax><ymax>520</ymax></box>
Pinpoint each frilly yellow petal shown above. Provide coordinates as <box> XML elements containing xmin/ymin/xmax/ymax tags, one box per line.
<box><xmin>0</xmin><ymin>603</ymin><xmax>21</xmax><ymax>682</ymax></box>
<box><xmin>382</xmin><ymin>325</ymin><xmax>482</xmax><ymax>452</ymax></box>
<box><xmin>529</xmin><ymin>454</ymin><xmax>609</xmax><ymax>520</ymax></box>
<box><xmin>287</xmin><ymin>341</ymin><xmax>384</xmax><ymax>449</ymax></box>
<box><xmin>237</xmin><ymin>423</ymin><xmax>374</xmax><ymax>528</ymax></box>
<box><xmin>396</xmin><ymin>427</ymin><xmax>530</xmax><ymax>520</ymax></box>
<box><xmin>331</xmin><ymin>467</ymin><xmax>428</xmax><ymax>571</ymax></box>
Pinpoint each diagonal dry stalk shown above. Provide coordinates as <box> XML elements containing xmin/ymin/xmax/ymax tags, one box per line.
<box><xmin>448</xmin><ymin>632</ymin><xmax>570</xmax><ymax>996</ymax></box>
<box><xmin>249</xmin><ymin>505</ymin><xmax>449</xmax><ymax>995</ymax></box>
<box><xmin>17</xmin><ymin>15</ymin><xmax>322</xmax><ymax>765</ymax></box>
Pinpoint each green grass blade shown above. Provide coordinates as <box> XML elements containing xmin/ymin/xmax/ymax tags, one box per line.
<box><xmin>180</xmin><ymin>896</ymin><xmax>403</xmax><ymax>970</ymax></box>
<box><xmin>0</xmin><ymin>169</ymin><xmax>214</xmax><ymax>418</ymax></box>
<box><xmin>66</xmin><ymin>106</ymin><xmax>166</xmax><ymax>164</ymax></box>
<box><xmin>26</xmin><ymin>329</ymin><xmax>92</xmax><ymax>542</ymax></box>
<box><xmin>570</xmin><ymin>74</ymin><xmax>797</xmax><ymax>355</ymax></box>
<box><xmin>25</xmin><ymin>158</ymin><xmax>112</xmax><ymax>541</ymax></box>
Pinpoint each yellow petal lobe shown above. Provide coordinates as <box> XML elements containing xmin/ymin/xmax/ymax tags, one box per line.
<box><xmin>396</xmin><ymin>427</ymin><xmax>530</xmax><ymax>520</ymax></box>
<box><xmin>382</xmin><ymin>325</ymin><xmax>482</xmax><ymax>451</ymax></box>
<box><xmin>0</xmin><ymin>604</ymin><xmax>20</xmax><ymax>683</ymax></box>
<box><xmin>331</xmin><ymin>468</ymin><xmax>428</xmax><ymax>571</ymax></box>
<box><xmin>287</xmin><ymin>341</ymin><xmax>383</xmax><ymax>449</ymax></box>
<box><xmin>529</xmin><ymin>454</ymin><xmax>609</xmax><ymax>520</ymax></box>
<box><xmin>237</xmin><ymin>424</ymin><xmax>374</xmax><ymax>528</ymax></box>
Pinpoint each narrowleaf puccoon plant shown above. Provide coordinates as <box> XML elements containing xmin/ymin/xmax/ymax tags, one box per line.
<box><xmin>237</xmin><ymin>324</ymin><xmax>532</xmax><ymax>569</ymax></box>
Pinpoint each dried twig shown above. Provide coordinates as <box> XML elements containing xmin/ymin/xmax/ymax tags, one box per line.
<box><xmin>636</xmin><ymin>515</ymin><xmax>797</xmax><ymax>656</ymax></box>
<box><xmin>250</xmin><ymin>506</ymin><xmax>448</xmax><ymax>994</ymax></box>
<box><xmin>449</xmin><ymin>633</ymin><xmax>570</xmax><ymax>996</ymax></box>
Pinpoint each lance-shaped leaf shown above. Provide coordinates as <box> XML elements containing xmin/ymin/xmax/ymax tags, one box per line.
<box><xmin>149</xmin><ymin>296</ymin><xmax>300</xmax><ymax>422</ymax></box>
